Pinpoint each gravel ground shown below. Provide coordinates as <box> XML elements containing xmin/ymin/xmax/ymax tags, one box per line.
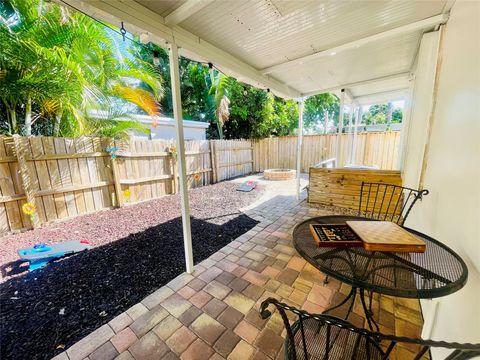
<box><xmin>0</xmin><ymin>180</ymin><xmax>262</xmax><ymax>360</ymax></box>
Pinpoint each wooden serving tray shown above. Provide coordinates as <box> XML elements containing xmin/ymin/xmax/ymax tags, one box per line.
<box><xmin>309</xmin><ymin>224</ymin><xmax>363</xmax><ymax>248</ymax></box>
<box><xmin>346</xmin><ymin>221</ymin><xmax>426</xmax><ymax>253</ymax></box>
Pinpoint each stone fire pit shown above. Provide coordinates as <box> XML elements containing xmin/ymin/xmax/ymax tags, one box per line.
<box><xmin>263</xmin><ymin>168</ymin><xmax>296</xmax><ymax>180</ymax></box>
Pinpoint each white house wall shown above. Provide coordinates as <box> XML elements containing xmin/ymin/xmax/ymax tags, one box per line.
<box><xmin>131</xmin><ymin>125</ymin><xmax>208</xmax><ymax>140</ymax></box>
<box><xmin>402</xmin><ymin>0</ymin><xmax>480</xmax><ymax>355</ymax></box>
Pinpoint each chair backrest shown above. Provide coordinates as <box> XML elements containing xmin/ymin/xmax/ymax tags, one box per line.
<box><xmin>260</xmin><ymin>297</ymin><xmax>480</xmax><ymax>360</ymax></box>
<box><xmin>358</xmin><ymin>182</ymin><xmax>429</xmax><ymax>226</ymax></box>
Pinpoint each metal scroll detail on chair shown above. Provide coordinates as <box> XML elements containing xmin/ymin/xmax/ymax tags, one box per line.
<box><xmin>260</xmin><ymin>297</ymin><xmax>480</xmax><ymax>360</ymax></box>
<box><xmin>358</xmin><ymin>182</ymin><xmax>429</xmax><ymax>226</ymax></box>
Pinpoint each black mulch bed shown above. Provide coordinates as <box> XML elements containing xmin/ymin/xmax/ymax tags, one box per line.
<box><xmin>0</xmin><ymin>214</ymin><xmax>258</xmax><ymax>359</ymax></box>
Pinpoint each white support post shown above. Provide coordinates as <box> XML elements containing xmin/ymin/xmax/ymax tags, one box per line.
<box><xmin>347</xmin><ymin>106</ymin><xmax>354</xmax><ymax>165</ymax></box>
<box><xmin>169</xmin><ymin>43</ymin><xmax>194</xmax><ymax>274</ymax></box>
<box><xmin>397</xmin><ymin>73</ymin><xmax>416</xmax><ymax>170</ymax></box>
<box><xmin>296</xmin><ymin>100</ymin><xmax>304</xmax><ymax>200</ymax></box>
<box><xmin>351</xmin><ymin>106</ymin><xmax>362</xmax><ymax>164</ymax></box>
<box><xmin>335</xmin><ymin>89</ymin><xmax>345</xmax><ymax>166</ymax></box>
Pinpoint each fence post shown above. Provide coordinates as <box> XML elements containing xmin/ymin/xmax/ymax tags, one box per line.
<box><xmin>210</xmin><ymin>140</ymin><xmax>217</xmax><ymax>183</ymax></box>
<box><xmin>214</xmin><ymin>141</ymin><xmax>221</xmax><ymax>182</ymax></box>
<box><xmin>12</xmin><ymin>135</ymin><xmax>41</xmax><ymax>228</ymax></box>
<box><xmin>110</xmin><ymin>157</ymin><xmax>123</xmax><ymax>208</ymax></box>
<box><xmin>105</xmin><ymin>139</ymin><xmax>123</xmax><ymax>208</ymax></box>
<box><xmin>171</xmin><ymin>154</ymin><xmax>178</xmax><ymax>194</ymax></box>
<box><xmin>250</xmin><ymin>140</ymin><xmax>254</xmax><ymax>174</ymax></box>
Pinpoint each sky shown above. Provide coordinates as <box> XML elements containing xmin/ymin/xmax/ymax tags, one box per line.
<box><xmin>391</xmin><ymin>100</ymin><xmax>405</xmax><ymax>108</ymax></box>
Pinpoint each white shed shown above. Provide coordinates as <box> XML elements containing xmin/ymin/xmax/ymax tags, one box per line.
<box><xmin>127</xmin><ymin>114</ymin><xmax>210</xmax><ymax>140</ymax></box>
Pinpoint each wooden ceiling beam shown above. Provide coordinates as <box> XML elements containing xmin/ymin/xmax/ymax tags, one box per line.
<box><xmin>164</xmin><ymin>0</ymin><xmax>215</xmax><ymax>26</ymax></box>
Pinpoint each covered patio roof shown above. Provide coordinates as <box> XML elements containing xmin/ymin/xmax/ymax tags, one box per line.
<box><xmin>56</xmin><ymin>0</ymin><xmax>451</xmax><ymax>274</ymax></box>
<box><xmin>60</xmin><ymin>0</ymin><xmax>451</xmax><ymax>103</ymax></box>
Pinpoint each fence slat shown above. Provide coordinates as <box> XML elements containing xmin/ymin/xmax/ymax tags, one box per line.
<box><xmin>252</xmin><ymin>132</ymin><xmax>400</xmax><ymax>172</ymax></box>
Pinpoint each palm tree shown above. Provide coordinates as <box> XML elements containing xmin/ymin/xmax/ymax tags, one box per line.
<box><xmin>0</xmin><ymin>0</ymin><xmax>163</xmax><ymax>138</ymax></box>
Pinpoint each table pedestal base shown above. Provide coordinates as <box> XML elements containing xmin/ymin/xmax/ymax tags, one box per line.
<box><xmin>323</xmin><ymin>286</ymin><xmax>379</xmax><ymax>332</ymax></box>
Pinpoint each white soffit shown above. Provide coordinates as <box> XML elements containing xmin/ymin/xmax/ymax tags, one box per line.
<box><xmin>178</xmin><ymin>0</ymin><xmax>446</xmax><ymax>69</ymax></box>
<box><xmin>350</xmin><ymin>75</ymin><xmax>410</xmax><ymax>99</ymax></box>
<box><xmin>355</xmin><ymin>88</ymin><xmax>409</xmax><ymax>106</ymax></box>
<box><xmin>276</xmin><ymin>31</ymin><xmax>419</xmax><ymax>94</ymax></box>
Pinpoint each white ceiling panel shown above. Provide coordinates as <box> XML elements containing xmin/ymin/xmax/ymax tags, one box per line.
<box><xmin>273</xmin><ymin>31</ymin><xmax>419</xmax><ymax>94</ymax></box>
<box><xmin>349</xmin><ymin>76</ymin><xmax>410</xmax><ymax>99</ymax></box>
<box><xmin>177</xmin><ymin>0</ymin><xmax>446</xmax><ymax>69</ymax></box>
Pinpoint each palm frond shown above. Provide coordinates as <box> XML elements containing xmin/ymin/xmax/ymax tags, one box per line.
<box><xmin>116</xmin><ymin>65</ymin><xmax>163</xmax><ymax>101</ymax></box>
<box><xmin>208</xmin><ymin>72</ymin><xmax>232</xmax><ymax>130</ymax></box>
<box><xmin>216</xmin><ymin>95</ymin><xmax>230</xmax><ymax>125</ymax></box>
<box><xmin>92</xmin><ymin>119</ymin><xmax>149</xmax><ymax>139</ymax></box>
<box><xmin>112</xmin><ymin>84</ymin><xmax>160</xmax><ymax>117</ymax></box>
<box><xmin>41</xmin><ymin>98</ymin><xmax>60</xmax><ymax>114</ymax></box>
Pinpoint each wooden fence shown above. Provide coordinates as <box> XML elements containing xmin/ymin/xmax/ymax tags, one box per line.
<box><xmin>0</xmin><ymin>136</ymin><xmax>253</xmax><ymax>234</ymax></box>
<box><xmin>212</xmin><ymin>139</ymin><xmax>253</xmax><ymax>181</ymax></box>
<box><xmin>253</xmin><ymin>131</ymin><xmax>401</xmax><ymax>172</ymax></box>
<box><xmin>0</xmin><ymin>131</ymin><xmax>400</xmax><ymax>235</ymax></box>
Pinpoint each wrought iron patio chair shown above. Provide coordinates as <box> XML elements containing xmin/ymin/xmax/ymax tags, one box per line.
<box><xmin>260</xmin><ymin>297</ymin><xmax>480</xmax><ymax>360</ymax></box>
<box><xmin>358</xmin><ymin>182</ymin><xmax>429</xmax><ymax>226</ymax></box>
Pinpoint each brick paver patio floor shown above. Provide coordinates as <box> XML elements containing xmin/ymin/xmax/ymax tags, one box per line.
<box><xmin>54</xmin><ymin>193</ymin><xmax>424</xmax><ymax>360</ymax></box>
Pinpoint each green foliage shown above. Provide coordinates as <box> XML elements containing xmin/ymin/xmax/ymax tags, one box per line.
<box><xmin>363</xmin><ymin>103</ymin><xmax>403</xmax><ymax>125</ymax></box>
<box><xmin>303</xmin><ymin>93</ymin><xmax>340</xmax><ymax>133</ymax></box>
<box><xmin>208</xmin><ymin>71</ymin><xmax>232</xmax><ymax>139</ymax></box>
<box><xmin>0</xmin><ymin>0</ymin><xmax>162</xmax><ymax>138</ymax></box>
<box><xmin>135</xmin><ymin>43</ymin><xmax>301</xmax><ymax>140</ymax></box>
<box><xmin>221</xmin><ymin>82</ymin><xmax>297</xmax><ymax>139</ymax></box>
<box><xmin>135</xmin><ymin>43</ymin><xmax>212</xmax><ymax>122</ymax></box>
<box><xmin>90</xmin><ymin>119</ymin><xmax>149</xmax><ymax>139</ymax></box>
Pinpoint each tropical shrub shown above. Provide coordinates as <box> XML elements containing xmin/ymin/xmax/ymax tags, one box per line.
<box><xmin>0</xmin><ymin>0</ymin><xmax>161</xmax><ymax>138</ymax></box>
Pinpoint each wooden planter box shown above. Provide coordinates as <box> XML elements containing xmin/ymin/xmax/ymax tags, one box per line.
<box><xmin>308</xmin><ymin>167</ymin><xmax>402</xmax><ymax>211</ymax></box>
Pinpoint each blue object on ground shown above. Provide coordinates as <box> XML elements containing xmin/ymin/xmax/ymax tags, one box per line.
<box><xmin>236</xmin><ymin>181</ymin><xmax>257</xmax><ymax>192</ymax></box>
<box><xmin>18</xmin><ymin>240</ymin><xmax>91</xmax><ymax>271</ymax></box>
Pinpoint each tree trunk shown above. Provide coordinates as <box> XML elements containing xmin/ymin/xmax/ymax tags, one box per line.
<box><xmin>324</xmin><ymin>111</ymin><xmax>329</xmax><ymax>134</ymax></box>
<box><xmin>24</xmin><ymin>97</ymin><xmax>32</xmax><ymax>135</ymax></box>
<box><xmin>7</xmin><ymin>107</ymin><xmax>17</xmax><ymax>134</ymax></box>
<box><xmin>387</xmin><ymin>102</ymin><xmax>393</xmax><ymax>129</ymax></box>
<box><xmin>217</xmin><ymin>121</ymin><xmax>223</xmax><ymax>139</ymax></box>
<box><xmin>54</xmin><ymin>106</ymin><xmax>63</xmax><ymax>136</ymax></box>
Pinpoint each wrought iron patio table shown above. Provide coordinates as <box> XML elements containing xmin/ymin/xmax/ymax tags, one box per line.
<box><xmin>292</xmin><ymin>215</ymin><xmax>468</xmax><ymax>331</ymax></box>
